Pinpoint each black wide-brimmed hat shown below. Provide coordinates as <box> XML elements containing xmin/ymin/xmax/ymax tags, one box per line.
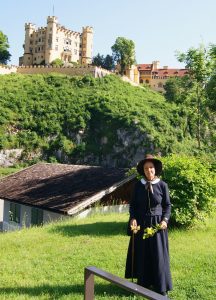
<box><xmin>137</xmin><ymin>154</ymin><xmax>163</xmax><ymax>176</ymax></box>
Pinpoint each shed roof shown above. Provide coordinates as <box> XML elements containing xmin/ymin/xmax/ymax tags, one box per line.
<box><xmin>0</xmin><ymin>163</ymin><xmax>133</xmax><ymax>215</ymax></box>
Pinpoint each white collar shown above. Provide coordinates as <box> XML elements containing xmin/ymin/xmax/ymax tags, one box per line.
<box><xmin>140</xmin><ymin>178</ymin><xmax>160</xmax><ymax>185</ymax></box>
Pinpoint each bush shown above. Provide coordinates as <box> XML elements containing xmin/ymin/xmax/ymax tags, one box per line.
<box><xmin>161</xmin><ymin>154</ymin><xmax>216</xmax><ymax>226</ymax></box>
<box><xmin>50</xmin><ymin>58</ymin><xmax>64</xmax><ymax>67</ymax></box>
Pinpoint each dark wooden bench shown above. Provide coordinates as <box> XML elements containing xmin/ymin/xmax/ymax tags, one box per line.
<box><xmin>84</xmin><ymin>266</ymin><xmax>169</xmax><ymax>299</ymax></box>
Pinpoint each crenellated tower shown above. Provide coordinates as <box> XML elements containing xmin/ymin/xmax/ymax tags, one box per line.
<box><xmin>81</xmin><ymin>26</ymin><xmax>93</xmax><ymax>65</ymax></box>
<box><xmin>45</xmin><ymin>16</ymin><xmax>58</xmax><ymax>64</ymax></box>
<box><xmin>22</xmin><ymin>23</ymin><xmax>36</xmax><ymax>65</ymax></box>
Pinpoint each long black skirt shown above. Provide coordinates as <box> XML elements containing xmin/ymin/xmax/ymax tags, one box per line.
<box><xmin>125</xmin><ymin>215</ymin><xmax>172</xmax><ymax>293</ymax></box>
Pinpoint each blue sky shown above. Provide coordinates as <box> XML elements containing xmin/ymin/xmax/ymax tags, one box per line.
<box><xmin>1</xmin><ymin>0</ymin><xmax>216</xmax><ymax>67</ymax></box>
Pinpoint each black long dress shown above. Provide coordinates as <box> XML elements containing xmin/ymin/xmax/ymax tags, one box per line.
<box><xmin>125</xmin><ymin>178</ymin><xmax>173</xmax><ymax>293</ymax></box>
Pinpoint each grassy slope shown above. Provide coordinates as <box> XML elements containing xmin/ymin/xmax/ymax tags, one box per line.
<box><xmin>0</xmin><ymin>73</ymin><xmax>190</xmax><ymax>164</ymax></box>
<box><xmin>0</xmin><ymin>212</ymin><xmax>215</xmax><ymax>300</ymax></box>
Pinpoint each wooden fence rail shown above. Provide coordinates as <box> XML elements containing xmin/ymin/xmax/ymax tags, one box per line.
<box><xmin>84</xmin><ymin>266</ymin><xmax>168</xmax><ymax>299</ymax></box>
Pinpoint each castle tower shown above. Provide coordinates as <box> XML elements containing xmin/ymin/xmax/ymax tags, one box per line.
<box><xmin>22</xmin><ymin>23</ymin><xmax>36</xmax><ymax>65</ymax></box>
<box><xmin>45</xmin><ymin>16</ymin><xmax>58</xmax><ymax>64</ymax></box>
<box><xmin>152</xmin><ymin>61</ymin><xmax>160</xmax><ymax>70</ymax></box>
<box><xmin>81</xmin><ymin>26</ymin><xmax>93</xmax><ymax>64</ymax></box>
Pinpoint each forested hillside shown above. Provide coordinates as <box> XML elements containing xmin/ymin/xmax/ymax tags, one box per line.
<box><xmin>0</xmin><ymin>73</ymin><xmax>200</xmax><ymax>167</ymax></box>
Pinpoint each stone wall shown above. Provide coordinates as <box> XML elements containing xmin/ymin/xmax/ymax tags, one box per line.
<box><xmin>0</xmin><ymin>64</ymin><xmax>17</xmax><ymax>75</ymax></box>
<box><xmin>0</xmin><ymin>64</ymin><xmax>111</xmax><ymax>78</ymax></box>
<box><xmin>17</xmin><ymin>65</ymin><xmax>111</xmax><ymax>78</ymax></box>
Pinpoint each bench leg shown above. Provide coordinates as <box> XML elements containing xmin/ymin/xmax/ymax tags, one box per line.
<box><xmin>84</xmin><ymin>268</ymin><xmax>94</xmax><ymax>300</ymax></box>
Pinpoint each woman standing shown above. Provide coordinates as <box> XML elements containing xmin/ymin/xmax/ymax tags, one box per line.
<box><xmin>125</xmin><ymin>154</ymin><xmax>172</xmax><ymax>296</ymax></box>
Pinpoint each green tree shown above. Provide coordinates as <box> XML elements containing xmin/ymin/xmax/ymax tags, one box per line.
<box><xmin>176</xmin><ymin>45</ymin><xmax>214</xmax><ymax>148</ymax></box>
<box><xmin>92</xmin><ymin>53</ymin><xmax>104</xmax><ymax>67</ymax></box>
<box><xmin>50</xmin><ymin>58</ymin><xmax>64</xmax><ymax>67</ymax></box>
<box><xmin>92</xmin><ymin>53</ymin><xmax>114</xmax><ymax>70</ymax></box>
<box><xmin>0</xmin><ymin>31</ymin><xmax>11</xmax><ymax>64</ymax></box>
<box><xmin>111</xmin><ymin>37</ymin><xmax>135</xmax><ymax>75</ymax></box>
<box><xmin>103</xmin><ymin>54</ymin><xmax>115</xmax><ymax>70</ymax></box>
<box><xmin>206</xmin><ymin>44</ymin><xmax>216</xmax><ymax>111</ymax></box>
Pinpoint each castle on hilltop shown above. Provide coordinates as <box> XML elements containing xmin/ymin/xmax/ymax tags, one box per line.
<box><xmin>19</xmin><ymin>16</ymin><xmax>93</xmax><ymax>66</ymax></box>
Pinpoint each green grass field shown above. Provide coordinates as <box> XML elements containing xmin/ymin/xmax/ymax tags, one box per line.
<box><xmin>0</xmin><ymin>166</ymin><xmax>22</xmax><ymax>178</ymax></box>
<box><xmin>0</xmin><ymin>211</ymin><xmax>215</xmax><ymax>300</ymax></box>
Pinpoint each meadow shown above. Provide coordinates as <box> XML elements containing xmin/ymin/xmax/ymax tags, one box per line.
<box><xmin>0</xmin><ymin>211</ymin><xmax>215</xmax><ymax>300</ymax></box>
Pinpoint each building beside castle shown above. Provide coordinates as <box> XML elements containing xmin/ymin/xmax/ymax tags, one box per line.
<box><xmin>19</xmin><ymin>16</ymin><xmax>93</xmax><ymax>66</ymax></box>
<box><xmin>137</xmin><ymin>61</ymin><xmax>188</xmax><ymax>92</ymax></box>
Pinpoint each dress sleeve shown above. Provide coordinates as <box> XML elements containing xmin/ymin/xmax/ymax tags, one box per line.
<box><xmin>129</xmin><ymin>183</ymin><xmax>138</xmax><ymax>220</ymax></box>
<box><xmin>161</xmin><ymin>182</ymin><xmax>171</xmax><ymax>222</ymax></box>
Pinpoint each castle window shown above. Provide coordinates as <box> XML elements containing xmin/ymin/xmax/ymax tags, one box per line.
<box><xmin>56</xmin><ymin>38</ymin><xmax>58</xmax><ymax>42</ymax></box>
<box><xmin>74</xmin><ymin>49</ymin><xmax>77</xmax><ymax>55</ymax></box>
<box><xmin>55</xmin><ymin>45</ymin><xmax>58</xmax><ymax>51</ymax></box>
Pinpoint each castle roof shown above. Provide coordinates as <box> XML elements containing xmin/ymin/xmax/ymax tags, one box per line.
<box><xmin>137</xmin><ymin>64</ymin><xmax>153</xmax><ymax>71</ymax></box>
<box><xmin>152</xmin><ymin>68</ymin><xmax>189</xmax><ymax>77</ymax></box>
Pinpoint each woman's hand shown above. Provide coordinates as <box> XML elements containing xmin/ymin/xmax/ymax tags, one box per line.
<box><xmin>160</xmin><ymin>220</ymin><xmax>167</xmax><ymax>230</ymax></box>
<box><xmin>130</xmin><ymin>218</ymin><xmax>137</xmax><ymax>227</ymax></box>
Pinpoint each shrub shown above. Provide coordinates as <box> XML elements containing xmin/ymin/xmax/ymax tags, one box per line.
<box><xmin>161</xmin><ymin>154</ymin><xmax>216</xmax><ymax>226</ymax></box>
<box><xmin>50</xmin><ymin>58</ymin><xmax>64</xmax><ymax>67</ymax></box>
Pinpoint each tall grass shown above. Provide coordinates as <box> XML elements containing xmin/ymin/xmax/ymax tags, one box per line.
<box><xmin>0</xmin><ymin>166</ymin><xmax>22</xmax><ymax>177</ymax></box>
<box><xmin>0</xmin><ymin>211</ymin><xmax>215</xmax><ymax>299</ymax></box>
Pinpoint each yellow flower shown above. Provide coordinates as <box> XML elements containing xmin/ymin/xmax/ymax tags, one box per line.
<box><xmin>146</xmin><ymin>227</ymin><xmax>155</xmax><ymax>235</ymax></box>
<box><xmin>143</xmin><ymin>224</ymin><xmax>161</xmax><ymax>239</ymax></box>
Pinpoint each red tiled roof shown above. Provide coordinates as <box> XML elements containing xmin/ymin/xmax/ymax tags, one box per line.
<box><xmin>137</xmin><ymin>64</ymin><xmax>153</xmax><ymax>71</ymax></box>
<box><xmin>152</xmin><ymin>68</ymin><xmax>189</xmax><ymax>77</ymax></box>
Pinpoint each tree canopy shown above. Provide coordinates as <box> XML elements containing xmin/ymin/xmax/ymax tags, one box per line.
<box><xmin>92</xmin><ymin>53</ymin><xmax>115</xmax><ymax>70</ymax></box>
<box><xmin>0</xmin><ymin>31</ymin><xmax>11</xmax><ymax>64</ymax></box>
<box><xmin>164</xmin><ymin>44</ymin><xmax>216</xmax><ymax>153</ymax></box>
<box><xmin>111</xmin><ymin>37</ymin><xmax>135</xmax><ymax>75</ymax></box>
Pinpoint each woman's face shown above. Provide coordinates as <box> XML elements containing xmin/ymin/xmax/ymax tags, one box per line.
<box><xmin>143</xmin><ymin>161</ymin><xmax>156</xmax><ymax>181</ymax></box>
